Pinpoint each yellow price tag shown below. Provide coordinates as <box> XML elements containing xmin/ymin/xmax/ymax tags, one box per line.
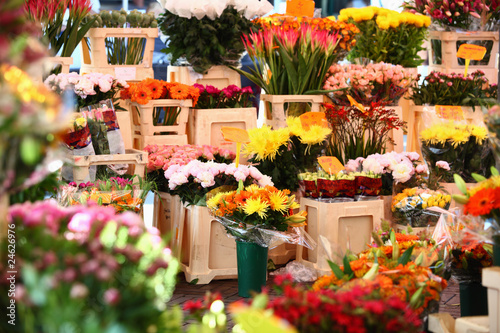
<box><xmin>221</xmin><ymin>127</ymin><xmax>250</xmax><ymax>168</ymax></box>
<box><xmin>435</xmin><ymin>105</ymin><xmax>464</xmax><ymax>121</ymax></box>
<box><xmin>286</xmin><ymin>0</ymin><xmax>315</xmax><ymax>17</ymax></box>
<box><xmin>299</xmin><ymin>112</ymin><xmax>328</xmax><ymax>130</ymax></box>
<box><xmin>347</xmin><ymin>95</ymin><xmax>366</xmax><ymax>113</ymax></box>
<box><xmin>318</xmin><ymin>156</ymin><xmax>344</xmax><ymax>175</ymax></box>
<box><xmin>456</xmin><ymin>44</ymin><xmax>487</xmax><ymax>76</ymax></box>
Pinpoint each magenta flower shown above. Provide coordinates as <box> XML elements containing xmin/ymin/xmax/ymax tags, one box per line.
<box><xmin>103</xmin><ymin>288</ymin><xmax>121</xmax><ymax>305</ymax></box>
<box><xmin>205</xmin><ymin>85</ymin><xmax>220</xmax><ymax>95</ymax></box>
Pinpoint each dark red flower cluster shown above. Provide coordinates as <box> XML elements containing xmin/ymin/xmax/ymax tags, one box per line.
<box><xmin>183</xmin><ymin>291</ymin><xmax>223</xmax><ymax>321</ymax></box>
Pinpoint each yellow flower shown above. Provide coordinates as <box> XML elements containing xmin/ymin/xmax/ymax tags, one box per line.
<box><xmin>243</xmin><ymin>125</ymin><xmax>290</xmax><ymax>161</ymax></box>
<box><xmin>268</xmin><ymin>191</ymin><xmax>288</xmax><ymax>212</ymax></box>
<box><xmin>298</xmin><ymin>125</ymin><xmax>332</xmax><ymax>145</ymax></box>
<box><xmin>470</xmin><ymin>125</ymin><xmax>488</xmax><ymax>143</ymax></box>
<box><xmin>286</xmin><ymin>116</ymin><xmax>303</xmax><ymax>136</ymax></box>
<box><xmin>376</xmin><ymin>16</ymin><xmax>390</xmax><ymax>30</ymax></box>
<box><xmin>206</xmin><ymin>192</ymin><xmax>227</xmax><ymax>211</ymax></box>
<box><xmin>75</xmin><ymin>117</ymin><xmax>87</xmax><ymax>129</ymax></box>
<box><xmin>243</xmin><ymin>197</ymin><xmax>269</xmax><ymax>218</ymax></box>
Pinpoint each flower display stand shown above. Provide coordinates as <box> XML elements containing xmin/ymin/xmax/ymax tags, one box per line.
<box><xmin>399</xmin><ymin>67</ymin><xmax>419</xmax><ymax>136</ymax></box>
<box><xmin>428</xmin><ymin>30</ymin><xmax>499</xmax><ymax>83</ymax></box>
<box><xmin>172</xmin><ymin>200</ymin><xmax>238</xmax><ymax>284</ymax></box>
<box><xmin>268</xmin><ymin>243</ymin><xmax>296</xmax><ymax>265</ymax></box>
<box><xmin>167</xmin><ymin>65</ymin><xmax>241</xmax><ymax>89</ymax></box>
<box><xmin>80</xmin><ymin>28</ymin><xmax>158</xmax><ymax>81</ymax></box>
<box><xmin>46</xmin><ymin>56</ymin><xmax>73</xmax><ymax>74</ymax></box>
<box><xmin>428</xmin><ymin>313</ymin><xmax>490</xmax><ymax>333</ymax></box>
<box><xmin>152</xmin><ymin>192</ymin><xmax>184</xmax><ymax>241</ymax></box>
<box><xmin>72</xmin><ymin>148</ymin><xmax>147</xmax><ymax>184</ymax></box>
<box><xmin>296</xmin><ymin>197</ymin><xmax>384</xmax><ymax>276</ymax></box>
<box><xmin>483</xmin><ymin>267</ymin><xmax>500</xmax><ymax>333</ymax></box>
<box><xmin>260</xmin><ymin>94</ymin><xmax>325</xmax><ymax>129</ymax></box>
<box><xmin>187</xmin><ymin>108</ymin><xmax>257</xmax><ymax>151</ymax></box>
<box><xmin>406</xmin><ymin>105</ymin><xmax>482</xmax><ymax>156</ymax></box>
<box><xmin>115</xmin><ymin>109</ymin><xmax>133</xmax><ymax>149</ymax></box>
<box><xmin>129</xmin><ymin>99</ymin><xmax>191</xmax><ymax>149</ymax></box>
<box><xmin>382</xmin><ymin>195</ymin><xmax>393</xmax><ymax>223</ymax></box>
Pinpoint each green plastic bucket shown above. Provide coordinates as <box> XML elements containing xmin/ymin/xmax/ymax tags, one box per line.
<box><xmin>236</xmin><ymin>241</ymin><xmax>268</xmax><ymax>298</ymax></box>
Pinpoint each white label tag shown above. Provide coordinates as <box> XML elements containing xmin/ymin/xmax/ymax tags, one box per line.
<box><xmin>114</xmin><ymin>67</ymin><xmax>136</xmax><ymax>81</ymax></box>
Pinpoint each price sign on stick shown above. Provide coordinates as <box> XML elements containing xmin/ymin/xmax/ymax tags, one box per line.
<box><xmin>456</xmin><ymin>44</ymin><xmax>487</xmax><ymax>76</ymax></box>
<box><xmin>221</xmin><ymin>127</ymin><xmax>250</xmax><ymax>168</ymax></box>
<box><xmin>299</xmin><ymin>112</ymin><xmax>328</xmax><ymax>130</ymax></box>
<box><xmin>347</xmin><ymin>95</ymin><xmax>366</xmax><ymax>113</ymax></box>
<box><xmin>286</xmin><ymin>0</ymin><xmax>315</xmax><ymax>17</ymax></box>
<box><xmin>318</xmin><ymin>156</ymin><xmax>344</xmax><ymax>175</ymax></box>
<box><xmin>435</xmin><ymin>105</ymin><xmax>465</xmax><ymax>121</ymax></box>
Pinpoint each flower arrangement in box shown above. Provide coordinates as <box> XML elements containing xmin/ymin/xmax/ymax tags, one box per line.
<box><xmin>324</xmin><ymin>62</ymin><xmax>417</xmax><ymax>106</ymax></box>
<box><xmin>409</xmin><ymin>70</ymin><xmax>497</xmax><ymax>109</ymax></box>
<box><xmin>24</xmin><ymin>0</ymin><xmax>95</xmax><ymax>61</ymax></box>
<box><xmin>158</xmin><ymin>0</ymin><xmax>273</xmax><ymax>73</ymax></box>
<box><xmin>82</xmin><ymin>10</ymin><xmax>157</xmax><ymax>65</ymax></box>
<box><xmin>243</xmin><ymin>118</ymin><xmax>331</xmax><ymax>191</ymax></box>
<box><xmin>420</xmin><ymin>121</ymin><xmax>494</xmax><ymax>182</ymax></box>
<box><xmin>404</xmin><ymin>0</ymin><xmax>500</xmax><ymax>30</ymax></box>
<box><xmin>298</xmin><ymin>171</ymin><xmax>357</xmax><ymax>199</ymax></box>
<box><xmin>4</xmin><ymin>201</ymin><xmax>182</xmax><ymax>332</ymax></box>
<box><xmin>0</xmin><ymin>64</ymin><xmax>63</xmax><ymax>195</ymax></box>
<box><xmin>144</xmin><ymin>144</ymin><xmax>236</xmax><ymax>192</ymax></box>
<box><xmin>164</xmin><ymin>160</ymin><xmax>272</xmax><ymax>206</ymax></box>
<box><xmin>44</xmin><ymin>72</ymin><xmax>128</xmax><ymax>109</ymax></box>
<box><xmin>338</xmin><ymin>6</ymin><xmax>431</xmax><ymax>67</ymax></box>
<box><xmin>206</xmin><ymin>185</ymin><xmax>307</xmax><ymax>243</ymax></box>
<box><xmin>234</xmin><ymin>18</ymin><xmax>359</xmax><ymax>97</ymax></box>
<box><xmin>323</xmin><ymin>101</ymin><xmax>406</xmax><ymax>165</ymax></box>
<box><xmin>193</xmin><ymin>84</ymin><xmax>254</xmax><ymax>109</ymax></box>
<box><xmin>391</xmin><ymin>187</ymin><xmax>451</xmax><ymax>227</ymax></box>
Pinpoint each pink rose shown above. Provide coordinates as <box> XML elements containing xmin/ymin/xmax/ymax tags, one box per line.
<box><xmin>436</xmin><ymin>161</ymin><xmax>451</xmax><ymax>171</ymax></box>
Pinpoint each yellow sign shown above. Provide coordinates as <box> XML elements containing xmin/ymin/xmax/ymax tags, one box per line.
<box><xmin>456</xmin><ymin>44</ymin><xmax>487</xmax><ymax>76</ymax></box>
<box><xmin>318</xmin><ymin>156</ymin><xmax>344</xmax><ymax>175</ymax></box>
<box><xmin>221</xmin><ymin>127</ymin><xmax>250</xmax><ymax>168</ymax></box>
<box><xmin>299</xmin><ymin>112</ymin><xmax>327</xmax><ymax>130</ymax></box>
<box><xmin>286</xmin><ymin>0</ymin><xmax>315</xmax><ymax>17</ymax></box>
<box><xmin>435</xmin><ymin>105</ymin><xmax>464</xmax><ymax>121</ymax></box>
<box><xmin>347</xmin><ymin>94</ymin><xmax>366</xmax><ymax>113</ymax></box>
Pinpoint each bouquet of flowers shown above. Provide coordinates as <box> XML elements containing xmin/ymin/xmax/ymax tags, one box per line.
<box><xmin>193</xmin><ymin>84</ymin><xmax>254</xmax><ymax>109</ymax></box>
<box><xmin>392</xmin><ymin>187</ymin><xmax>451</xmax><ymax>227</ymax></box>
<box><xmin>24</xmin><ymin>0</ymin><xmax>95</xmax><ymax>62</ymax></box>
<box><xmin>324</xmin><ymin>62</ymin><xmax>416</xmax><ymax>106</ymax></box>
<box><xmin>245</xmin><ymin>275</ymin><xmax>423</xmax><ymax>333</ymax></box>
<box><xmin>404</xmin><ymin>0</ymin><xmax>500</xmax><ymax>31</ymax></box>
<box><xmin>420</xmin><ymin>121</ymin><xmax>494</xmax><ymax>182</ymax></box>
<box><xmin>409</xmin><ymin>70</ymin><xmax>497</xmax><ymax>109</ymax></box>
<box><xmin>323</xmin><ymin>101</ymin><xmax>406</xmax><ymax>165</ymax></box>
<box><xmin>243</xmin><ymin>119</ymin><xmax>331</xmax><ymax>191</ymax></box>
<box><xmin>234</xmin><ymin>18</ymin><xmax>359</xmax><ymax>98</ymax></box>
<box><xmin>44</xmin><ymin>72</ymin><xmax>128</xmax><ymax>109</ymax></box>
<box><xmin>59</xmin><ymin>176</ymin><xmax>152</xmax><ymax>212</ymax></box>
<box><xmin>82</xmin><ymin>10</ymin><xmax>158</xmax><ymax>65</ymax></box>
<box><xmin>145</xmin><ymin>144</ymin><xmax>235</xmax><ymax>191</ymax></box>
<box><xmin>164</xmin><ymin>160</ymin><xmax>272</xmax><ymax>206</ymax></box>
<box><xmin>3</xmin><ymin>201</ymin><xmax>182</xmax><ymax>332</ymax></box>
<box><xmin>312</xmin><ymin>240</ymin><xmax>448</xmax><ymax>317</ymax></box>
<box><xmin>206</xmin><ymin>185</ymin><xmax>307</xmax><ymax>246</ymax></box>
<box><xmin>338</xmin><ymin>7</ymin><xmax>431</xmax><ymax>67</ymax></box>
<box><xmin>0</xmin><ymin>64</ymin><xmax>63</xmax><ymax>195</ymax></box>
<box><xmin>158</xmin><ymin>0</ymin><xmax>273</xmax><ymax>73</ymax></box>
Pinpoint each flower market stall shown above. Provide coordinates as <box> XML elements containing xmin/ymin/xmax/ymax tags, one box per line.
<box><xmin>3</xmin><ymin>0</ymin><xmax>500</xmax><ymax>331</ymax></box>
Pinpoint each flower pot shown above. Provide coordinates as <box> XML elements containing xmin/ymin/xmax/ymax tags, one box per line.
<box><xmin>236</xmin><ymin>240</ymin><xmax>268</xmax><ymax>298</ymax></box>
<box><xmin>428</xmin><ymin>30</ymin><xmax>499</xmax><ymax>83</ymax></box>
<box><xmin>459</xmin><ymin>281</ymin><xmax>489</xmax><ymax>317</ymax></box>
<box><xmin>260</xmin><ymin>94</ymin><xmax>324</xmax><ymax>129</ymax></box>
<box><xmin>355</xmin><ymin>176</ymin><xmax>382</xmax><ymax>196</ymax></box>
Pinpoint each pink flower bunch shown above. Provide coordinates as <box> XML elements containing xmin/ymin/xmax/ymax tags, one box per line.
<box><xmin>44</xmin><ymin>72</ymin><xmax>128</xmax><ymax>108</ymax></box>
<box><xmin>144</xmin><ymin>144</ymin><xmax>236</xmax><ymax>172</ymax></box>
<box><xmin>164</xmin><ymin>160</ymin><xmax>273</xmax><ymax>205</ymax></box>
<box><xmin>194</xmin><ymin>83</ymin><xmax>254</xmax><ymax>109</ymax></box>
<box><xmin>324</xmin><ymin>62</ymin><xmax>416</xmax><ymax>105</ymax></box>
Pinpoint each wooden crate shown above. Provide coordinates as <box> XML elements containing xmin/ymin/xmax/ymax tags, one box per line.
<box><xmin>172</xmin><ymin>201</ymin><xmax>238</xmax><ymax>284</ymax></box>
<box><xmin>188</xmin><ymin>108</ymin><xmax>257</xmax><ymax>150</ymax></box>
<box><xmin>152</xmin><ymin>192</ymin><xmax>185</xmax><ymax>243</ymax></box>
<box><xmin>381</xmin><ymin>105</ymin><xmax>404</xmax><ymax>153</ymax></box>
<box><xmin>268</xmin><ymin>243</ymin><xmax>296</xmax><ymax>265</ymax></box>
<box><xmin>80</xmin><ymin>28</ymin><xmax>158</xmax><ymax>80</ymax></box>
<box><xmin>129</xmin><ymin>99</ymin><xmax>191</xmax><ymax>149</ymax></box>
<box><xmin>297</xmin><ymin>197</ymin><xmax>384</xmax><ymax>276</ymax></box>
<box><xmin>72</xmin><ymin>148</ymin><xmax>147</xmax><ymax>184</ymax></box>
<box><xmin>260</xmin><ymin>94</ymin><xmax>324</xmax><ymax>128</ymax></box>
<box><xmin>406</xmin><ymin>105</ymin><xmax>483</xmax><ymax>156</ymax></box>
<box><xmin>46</xmin><ymin>56</ymin><xmax>73</xmax><ymax>74</ymax></box>
<box><xmin>167</xmin><ymin>65</ymin><xmax>241</xmax><ymax>89</ymax></box>
<box><xmin>382</xmin><ymin>195</ymin><xmax>393</xmax><ymax>223</ymax></box>
<box><xmin>399</xmin><ymin>67</ymin><xmax>419</xmax><ymax>136</ymax></box>
<box><xmin>483</xmin><ymin>267</ymin><xmax>500</xmax><ymax>333</ymax></box>
<box><xmin>428</xmin><ymin>30</ymin><xmax>499</xmax><ymax>83</ymax></box>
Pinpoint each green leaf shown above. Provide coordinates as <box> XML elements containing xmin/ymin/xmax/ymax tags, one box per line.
<box><xmin>492</xmin><ymin>166</ymin><xmax>499</xmax><ymax>176</ymax></box>
<box><xmin>452</xmin><ymin>194</ymin><xmax>469</xmax><ymax>204</ymax></box>
<box><xmin>327</xmin><ymin>260</ymin><xmax>345</xmax><ymax>280</ymax></box>
<box><xmin>398</xmin><ymin>245</ymin><xmax>415</xmax><ymax>266</ymax></box>
<box><xmin>471</xmin><ymin>173</ymin><xmax>486</xmax><ymax>182</ymax></box>
<box><xmin>343</xmin><ymin>256</ymin><xmax>353</xmax><ymax>276</ymax></box>
<box><xmin>390</xmin><ymin>230</ymin><xmax>396</xmax><ymax>245</ymax></box>
<box><xmin>454</xmin><ymin>174</ymin><xmax>468</xmax><ymax>195</ymax></box>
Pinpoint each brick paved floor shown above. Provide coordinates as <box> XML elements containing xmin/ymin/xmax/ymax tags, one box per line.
<box><xmin>167</xmin><ymin>272</ymin><xmax>461</xmax><ymax>329</ymax></box>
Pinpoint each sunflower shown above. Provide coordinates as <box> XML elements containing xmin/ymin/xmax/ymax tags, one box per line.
<box><xmin>144</xmin><ymin>78</ymin><xmax>164</xmax><ymax>99</ymax></box>
<box><xmin>131</xmin><ymin>85</ymin><xmax>153</xmax><ymax>105</ymax></box>
<box><xmin>464</xmin><ymin>188</ymin><xmax>496</xmax><ymax>216</ymax></box>
<box><xmin>242</xmin><ymin>197</ymin><xmax>269</xmax><ymax>218</ymax></box>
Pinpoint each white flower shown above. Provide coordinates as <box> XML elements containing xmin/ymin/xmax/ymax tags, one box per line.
<box><xmin>362</xmin><ymin>158</ymin><xmax>384</xmax><ymax>175</ymax></box>
<box><xmin>392</xmin><ymin>162</ymin><xmax>414</xmax><ymax>184</ymax></box>
<box><xmin>168</xmin><ymin>173</ymin><xmax>189</xmax><ymax>190</ymax></box>
<box><xmin>257</xmin><ymin>174</ymin><xmax>273</xmax><ymax>187</ymax></box>
<box><xmin>404</xmin><ymin>152</ymin><xmax>420</xmax><ymax>161</ymax></box>
<box><xmin>233</xmin><ymin>170</ymin><xmax>247</xmax><ymax>182</ymax></box>
<box><xmin>197</xmin><ymin>171</ymin><xmax>215</xmax><ymax>188</ymax></box>
<box><xmin>98</xmin><ymin>78</ymin><xmax>112</xmax><ymax>93</ymax></box>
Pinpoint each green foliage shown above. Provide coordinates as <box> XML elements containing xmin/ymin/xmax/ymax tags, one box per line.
<box><xmin>9</xmin><ymin>172</ymin><xmax>61</xmax><ymax>204</ymax></box>
<box><xmin>158</xmin><ymin>7</ymin><xmax>254</xmax><ymax>73</ymax></box>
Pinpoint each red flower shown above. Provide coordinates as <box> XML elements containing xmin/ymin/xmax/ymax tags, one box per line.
<box><xmin>183</xmin><ymin>299</ymin><xmax>204</xmax><ymax>313</ymax></box>
<box><xmin>464</xmin><ymin>188</ymin><xmax>496</xmax><ymax>216</ymax></box>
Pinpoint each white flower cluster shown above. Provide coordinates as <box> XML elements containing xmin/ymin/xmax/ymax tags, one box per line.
<box><xmin>164</xmin><ymin>0</ymin><xmax>274</xmax><ymax>20</ymax></box>
<box><xmin>44</xmin><ymin>73</ymin><xmax>128</xmax><ymax>99</ymax></box>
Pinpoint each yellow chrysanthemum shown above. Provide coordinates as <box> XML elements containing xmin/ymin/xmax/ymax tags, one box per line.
<box><xmin>286</xmin><ymin>116</ymin><xmax>303</xmax><ymax>136</ymax></box>
<box><xmin>206</xmin><ymin>192</ymin><xmax>227</xmax><ymax>211</ymax></box>
<box><xmin>245</xmin><ymin>184</ymin><xmax>262</xmax><ymax>193</ymax></box>
<box><xmin>243</xmin><ymin>197</ymin><xmax>269</xmax><ymax>218</ymax></box>
<box><xmin>298</xmin><ymin>125</ymin><xmax>332</xmax><ymax>145</ymax></box>
<box><xmin>470</xmin><ymin>125</ymin><xmax>488</xmax><ymax>143</ymax></box>
<box><xmin>243</xmin><ymin>125</ymin><xmax>290</xmax><ymax>161</ymax></box>
<box><xmin>268</xmin><ymin>191</ymin><xmax>288</xmax><ymax>212</ymax></box>
<box><xmin>376</xmin><ymin>16</ymin><xmax>390</xmax><ymax>30</ymax></box>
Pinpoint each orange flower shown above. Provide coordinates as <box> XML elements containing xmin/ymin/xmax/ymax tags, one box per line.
<box><xmin>169</xmin><ymin>84</ymin><xmax>190</xmax><ymax>100</ymax></box>
<box><xmin>144</xmin><ymin>78</ymin><xmax>164</xmax><ymax>99</ymax></box>
<box><xmin>395</xmin><ymin>233</ymin><xmax>419</xmax><ymax>242</ymax></box>
<box><xmin>131</xmin><ymin>84</ymin><xmax>153</xmax><ymax>105</ymax></box>
<box><xmin>464</xmin><ymin>188</ymin><xmax>496</xmax><ymax>216</ymax></box>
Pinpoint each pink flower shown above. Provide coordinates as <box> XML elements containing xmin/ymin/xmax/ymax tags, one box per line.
<box><xmin>416</xmin><ymin>164</ymin><xmax>428</xmax><ymax>174</ymax></box>
<box><xmin>436</xmin><ymin>161</ymin><xmax>451</xmax><ymax>171</ymax></box>
<box><xmin>70</xmin><ymin>283</ymin><xmax>89</xmax><ymax>299</ymax></box>
<box><xmin>68</xmin><ymin>213</ymin><xmax>93</xmax><ymax>233</ymax></box>
<box><xmin>404</xmin><ymin>152</ymin><xmax>420</xmax><ymax>161</ymax></box>
<box><xmin>103</xmin><ymin>288</ymin><xmax>121</xmax><ymax>305</ymax></box>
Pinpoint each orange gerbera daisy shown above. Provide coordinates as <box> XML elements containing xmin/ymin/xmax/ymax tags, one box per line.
<box><xmin>144</xmin><ymin>78</ymin><xmax>164</xmax><ymax>99</ymax></box>
<box><xmin>120</xmin><ymin>85</ymin><xmax>133</xmax><ymax>100</ymax></box>
<box><xmin>131</xmin><ymin>85</ymin><xmax>153</xmax><ymax>105</ymax></box>
<box><xmin>169</xmin><ymin>84</ymin><xmax>190</xmax><ymax>100</ymax></box>
<box><xmin>464</xmin><ymin>188</ymin><xmax>495</xmax><ymax>216</ymax></box>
